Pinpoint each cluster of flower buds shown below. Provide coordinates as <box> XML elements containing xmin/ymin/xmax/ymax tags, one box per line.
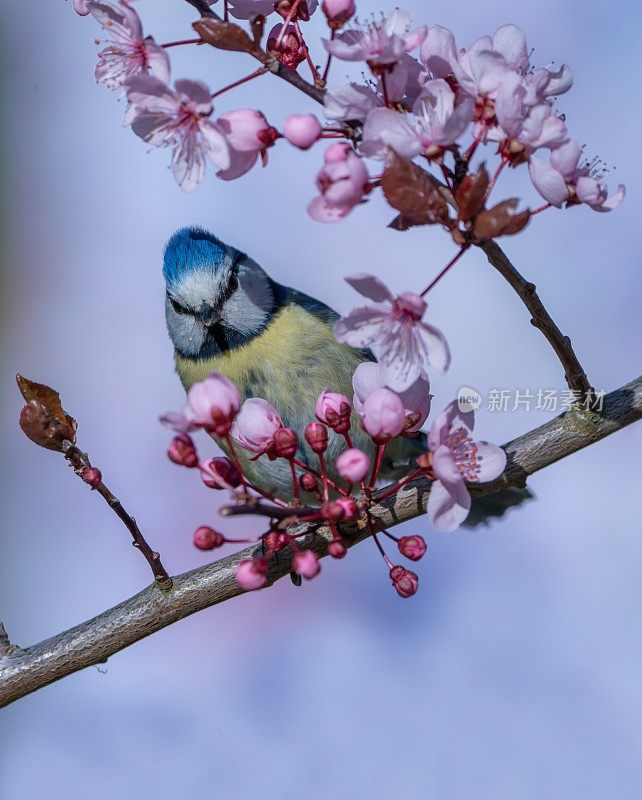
<box><xmin>161</xmin><ymin>364</ymin><xmax>506</xmax><ymax>596</ymax></box>
<box><xmin>73</xmin><ymin>2</ymin><xmax>624</xmax><ymax>216</ymax></box>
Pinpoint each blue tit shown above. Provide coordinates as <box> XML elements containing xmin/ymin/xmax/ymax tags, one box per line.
<box><xmin>162</xmin><ymin>226</ymin><xmax>425</xmax><ymax>497</ymax></box>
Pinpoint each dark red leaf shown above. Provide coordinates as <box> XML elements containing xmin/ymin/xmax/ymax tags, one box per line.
<box><xmin>381</xmin><ymin>152</ymin><xmax>450</xmax><ymax>226</ymax></box>
<box><xmin>472</xmin><ymin>199</ymin><xmax>531</xmax><ymax>240</ymax></box>
<box><xmin>456</xmin><ymin>164</ymin><xmax>489</xmax><ymax>222</ymax></box>
<box><xmin>17</xmin><ymin>374</ymin><xmax>77</xmax><ymax>451</ymax></box>
<box><xmin>193</xmin><ymin>19</ymin><xmax>259</xmax><ymax>54</ymax></box>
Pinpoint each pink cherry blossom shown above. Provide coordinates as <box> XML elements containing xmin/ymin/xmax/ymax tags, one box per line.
<box><xmin>186</xmin><ymin>373</ymin><xmax>242</xmax><ymax>435</ymax></box>
<box><xmin>160</xmin><ymin>408</ymin><xmax>198</xmax><ymax>434</ymax></box>
<box><xmin>529</xmin><ymin>139</ymin><xmax>626</xmax><ymax>212</ymax></box>
<box><xmin>292</xmin><ymin>549</ymin><xmax>321</xmax><ymax>579</ymax></box>
<box><xmin>389</xmin><ymin>565</ymin><xmax>418</xmax><ymax>597</ymax></box>
<box><xmin>88</xmin><ymin>1</ymin><xmax>169</xmax><ymax>90</ymax></box>
<box><xmin>426</xmin><ymin>401</ymin><xmax>506</xmax><ymax>532</ymax></box>
<box><xmin>352</xmin><ymin>362</ymin><xmax>431</xmax><ymax>433</ymax></box>
<box><xmin>307</xmin><ymin>143</ymin><xmax>369</xmax><ymax>223</ymax></box>
<box><xmin>398</xmin><ymin>535</ymin><xmax>427</xmax><ymax>561</ymax></box>
<box><xmin>315</xmin><ymin>389</ymin><xmax>352</xmax><ymax>432</ymax></box>
<box><xmin>236</xmin><ymin>558</ymin><xmax>268</xmax><ymax>590</ymax></box>
<box><xmin>323</xmin><ymin>9</ymin><xmax>427</xmax><ymax>68</ymax></box>
<box><xmin>361</xmin><ymin>79</ymin><xmax>473</xmax><ymax>160</ymax></box>
<box><xmin>336</xmin><ymin>275</ymin><xmax>450</xmax><ymax>391</ymax></box>
<box><xmin>324</xmin><ymin>82</ymin><xmax>379</xmax><ymax>123</ymax></box>
<box><xmin>199</xmin><ymin>457</ymin><xmax>242</xmax><ymax>489</ymax></box>
<box><xmin>361</xmin><ymin>388</ymin><xmax>406</xmax><ymax>443</ymax></box>
<box><xmin>335</xmin><ymin>448</ymin><xmax>370</xmax><ymax>483</ymax></box>
<box><xmin>283</xmin><ymin>114</ymin><xmax>322</xmax><ymax>150</ymax></box>
<box><xmin>125</xmin><ymin>75</ymin><xmax>230</xmax><ymax>191</ymax></box>
<box><xmin>216</xmin><ymin>109</ymin><xmax>278</xmax><ymax>180</ymax></box>
<box><xmin>231</xmin><ymin>398</ymin><xmax>283</xmax><ymax>454</ymax></box>
<box><xmin>167</xmin><ymin>433</ymin><xmax>198</xmax><ymax>467</ymax></box>
<box><xmin>321</xmin><ymin>0</ymin><xmax>355</xmax><ymax>29</ymax></box>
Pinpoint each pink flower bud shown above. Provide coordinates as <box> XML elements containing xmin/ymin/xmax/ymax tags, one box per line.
<box><xmin>267</xmin><ymin>23</ymin><xmax>308</xmax><ymax>69</ymax></box>
<box><xmin>232</xmin><ymin>398</ymin><xmax>283</xmax><ymax>454</ymax></box>
<box><xmin>336</xmin><ymin>448</ymin><xmax>370</xmax><ymax>483</ymax></box>
<box><xmin>187</xmin><ymin>373</ymin><xmax>242</xmax><ymax>437</ymax></box>
<box><xmin>263</xmin><ymin>530</ymin><xmax>289</xmax><ymax>554</ymax></box>
<box><xmin>390</xmin><ymin>565</ymin><xmax>419</xmax><ymax>598</ymax></box>
<box><xmin>272</xmin><ymin>427</ymin><xmax>299</xmax><ymax>459</ymax></box>
<box><xmin>335</xmin><ymin>496</ymin><xmax>358</xmax><ymax>519</ymax></box>
<box><xmin>305</xmin><ymin>422</ymin><xmax>329</xmax><ymax>454</ymax></box>
<box><xmin>236</xmin><ymin>558</ymin><xmax>269</xmax><ymax>591</ymax></box>
<box><xmin>199</xmin><ymin>457</ymin><xmax>242</xmax><ymax>489</ymax></box>
<box><xmin>300</xmin><ymin>473</ymin><xmax>319</xmax><ymax>493</ymax></box>
<box><xmin>328</xmin><ymin>539</ymin><xmax>347</xmax><ymax>559</ymax></box>
<box><xmin>315</xmin><ymin>389</ymin><xmax>352</xmax><ymax>433</ymax></box>
<box><xmin>322</xmin><ymin>0</ymin><xmax>355</xmax><ymax>29</ymax></box>
<box><xmin>398</xmin><ymin>535</ymin><xmax>427</xmax><ymax>561</ymax></box>
<box><xmin>193</xmin><ymin>526</ymin><xmax>225</xmax><ymax>551</ymax></box>
<box><xmin>361</xmin><ymin>388</ymin><xmax>406</xmax><ymax>443</ymax></box>
<box><xmin>308</xmin><ymin>144</ymin><xmax>369</xmax><ymax>223</ymax></box>
<box><xmin>167</xmin><ymin>434</ymin><xmax>198</xmax><ymax>468</ymax></box>
<box><xmin>292</xmin><ymin>549</ymin><xmax>321</xmax><ymax>579</ymax></box>
<box><xmin>80</xmin><ymin>466</ymin><xmax>102</xmax><ymax>488</ymax></box>
<box><xmin>217</xmin><ymin>109</ymin><xmax>272</xmax><ymax>153</ymax></box>
<box><xmin>283</xmin><ymin>114</ymin><xmax>322</xmax><ymax>150</ymax></box>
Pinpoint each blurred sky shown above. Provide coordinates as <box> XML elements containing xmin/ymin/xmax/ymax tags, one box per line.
<box><xmin>1</xmin><ymin>1</ymin><xmax>641</xmax><ymax>798</ymax></box>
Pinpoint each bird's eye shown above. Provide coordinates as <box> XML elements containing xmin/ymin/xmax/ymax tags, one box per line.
<box><xmin>228</xmin><ymin>273</ymin><xmax>239</xmax><ymax>293</ymax></box>
<box><xmin>170</xmin><ymin>296</ymin><xmax>188</xmax><ymax>315</ymax></box>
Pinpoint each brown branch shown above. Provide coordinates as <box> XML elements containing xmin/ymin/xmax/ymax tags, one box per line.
<box><xmin>2</xmin><ymin>374</ymin><xmax>640</xmax><ymax>708</ymax></box>
<box><xmin>0</xmin><ymin>624</ymin><xmax>21</xmax><ymax>658</ymax></box>
<box><xmin>480</xmin><ymin>239</ymin><xmax>594</xmax><ymax>405</ymax></box>
<box><xmin>185</xmin><ymin>0</ymin><xmax>326</xmax><ymax>103</ymax></box>
<box><xmin>64</xmin><ymin>445</ymin><xmax>173</xmax><ymax>590</ymax></box>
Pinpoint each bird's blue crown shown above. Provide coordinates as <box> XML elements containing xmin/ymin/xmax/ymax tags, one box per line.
<box><xmin>163</xmin><ymin>227</ymin><xmax>228</xmax><ymax>286</ymax></box>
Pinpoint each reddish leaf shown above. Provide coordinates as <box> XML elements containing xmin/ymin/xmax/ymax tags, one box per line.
<box><xmin>456</xmin><ymin>164</ymin><xmax>489</xmax><ymax>222</ymax></box>
<box><xmin>381</xmin><ymin>152</ymin><xmax>450</xmax><ymax>226</ymax></box>
<box><xmin>472</xmin><ymin>199</ymin><xmax>531</xmax><ymax>240</ymax></box>
<box><xmin>17</xmin><ymin>374</ymin><xmax>77</xmax><ymax>451</ymax></box>
<box><xmin>193</xmin><ymin>19</ymin><xmax>258</xmax><ymax>54</ymax></box>
<box><xmin>250</xmin><ymin>13</ymin><xmax>266</xmax><ymax>47</ymax></box>
<box><xmin>388</xmin><ymin>213</ymin><xmax>421</xmax><ymax>232</ymax></box>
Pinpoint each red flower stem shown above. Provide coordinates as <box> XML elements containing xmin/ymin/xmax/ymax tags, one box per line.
<box><xmin>161</xmin><ymin>38</ymin><xmax>202</xmax><ymax>48</ymax></box>
<box><xmin>321</xmin><ymin>29</ymin><xmax>335</xmax><ymax>82</ymax></box>
<box><xmin>224</xmin><ymin>435</ymin><xmax>288</xmax><ymax>507</ymax></box>
<box><xmin>463</xmin><ymin>125</ymin><xmax>486</xmax><ymax>163</ymax></box>
<box><xmin>288</xmin><ymin>458</ymin><xmax>301</xmax><ymax>503</ymax></box>
<box><xmin>276</xmin><ymin>0</ymin><xmax>302</xmax><ymax>47</ymax></box>
<box><xmin>318</xmin><ymin>452</ymin><xmax>330</xmax><ymax>501</ymax></box>
<box><xmin>369</xmin><ymin>518</ymin><xmax>394</xmax><ymax>570</ymax></box>
<box><xmin>420</xmin><ymin>245</ymin><xmax>469</xmax><ymax>297</ymax></box>
<box><xmin>342</xmin><ymin>432</ymin><xmax>353</xmax><ymax>449</ymax></box>
<box><xmin>291</xmin><ymin>458</ymin><xmax>348</xmax><ymax>496</ymax></box>
<box><xmin>223</xmin><ymin>0</ymin><xmax>229</xmax><ymax>21</ymax></box>
<box><xmin>368</xmin><ymin>443</ymin><xmax>387</xmax><ymax>488</ymax></box>
<box><xmin>374</xmin><ymin>467</ymin><xmax>425</xmax><ymax>501</ymax></box>
<box><xmin>210</xmin><ymin>67</ymin><xmax>267</xmax><ymax>99</ymax></box>
<box><xmin>382</xmin><ymin>529</ymin><xmax>399</xmax><ymax>543</ymax></box>
<box><xmin>485</xmin><ymin>157</ymin><xmax>508</xmax><ymax>201</ymax></box>
<box><xmin>531</xmin><ymin>202</ymin><xmax>552</xmax><ymax>216</ymax></box>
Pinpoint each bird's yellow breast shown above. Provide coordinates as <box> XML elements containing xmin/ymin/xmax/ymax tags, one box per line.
<box><xmin>174</xmin><ymin>304</ymin><xmax>364</xmax><ymax>421</ymax></box>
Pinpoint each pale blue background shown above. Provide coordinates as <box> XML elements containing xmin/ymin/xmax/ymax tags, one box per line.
<box><xmin>1</xmin><ymin>2</ymin><xmax>641</xmax><ymax>798</ymax></box>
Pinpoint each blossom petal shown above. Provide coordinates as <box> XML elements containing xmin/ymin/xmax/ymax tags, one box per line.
<box><xmin>334</xmin><ymin>305</ymin><xmax>386</xmax><ymax>346</ymax></box>
<box><xmin>492</xmin><ymin>24</ymin><xmax>529</xmax><ymax>71</ymax></box>
<box><xmin>528</xmin><ymin>156</ymin><xmax>569</xmax><ymax>207</ymax></box>
<box><xmin>345</xmin><ymin>274</ymin><xmax>395</xmax><ymax>303</ymax></box>
<box><xmin>417</xmin><ymin>321</ymin><xmax>451</xmax><ymax>375</ymax></box>
<box><xmin>361</xmin><ymin>107</ymin><xmax>422</xmax><ymax>159</ymax></box>
<box><xmin>474</xmin><ymin>442</ymin><xmax>507</xmax><ymax>482</ymax></box>
<box><xmin>427</xmin><ymin>478</ymin><xmax>471</xmax><ymax>532</ymax></box>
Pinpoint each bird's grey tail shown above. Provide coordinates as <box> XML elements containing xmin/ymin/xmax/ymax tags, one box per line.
<box><xmin>383</xmin><ymin>431</ymin><xmax>534</xmax><ymax>528</ymax></box>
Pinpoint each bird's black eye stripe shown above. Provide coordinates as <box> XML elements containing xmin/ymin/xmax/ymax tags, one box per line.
<box><xmin>168</xmin><ymin>293</ymin><xmax>189</xmax><ymax>315</ymax></box>
<box><xmin>228</xmin><ymin>272</ymin><xmax>239</xmax><ymax>293</ymax></box>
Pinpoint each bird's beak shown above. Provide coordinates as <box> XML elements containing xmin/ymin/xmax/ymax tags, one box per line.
<box><xmin>197</xmin><ymin>303</ymin><xmax>222</xmax><ymax>328</ymax></box>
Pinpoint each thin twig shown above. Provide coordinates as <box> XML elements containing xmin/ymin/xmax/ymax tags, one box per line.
<box><xmin>479</xmin><ymin>240</ymin><xmax>595</xmax><ymax>406</ymax></box>
<box><xmin>64</xmin><ymin>445</ymin><xmax>173</xmax><ymax>590</ymax></box>
<box><xmin>185</xmin><ymin>0</ymin><xmax>326</xmax><ymax>103</ymax></box>
<box><xmin>2</xmin><ymin>374</ymin><xmax>640</xmax><ymax>707</ymax></box>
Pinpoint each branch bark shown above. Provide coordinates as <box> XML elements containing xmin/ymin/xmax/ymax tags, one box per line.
<box><xmin>2</xmin><ymin>375</ymin><xmax>640</xmax><ymax>708</ymax></box>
